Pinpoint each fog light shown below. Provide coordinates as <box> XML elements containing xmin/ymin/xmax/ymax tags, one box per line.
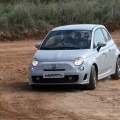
<box><xmin>69</xmin><ymin>77</ymin><xmax>72</xmax><ymax>80</ymax></box>
<box><xmin>36</xmin><ymin>77</ymin><xmax>40</xmax><ymax>81</ymax></box>
<box><xmin>78</xmin><ymin>66</ymin><xmax>84</xmax><ymax>71</ymax></box>
<box><xmin>30</xmin><ymin>67</ymin><xmax>34</xmax><ymax>71</ymax></box>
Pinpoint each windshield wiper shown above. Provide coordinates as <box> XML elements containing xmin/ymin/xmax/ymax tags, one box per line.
<box><xmin>40</xmin><ymin>46</ymin><xmax>81</xmax><ymax>50</ymax></box>
<box><xmin>40</xmin><ymin>47</ymin><xmax>53</xmax><ymax>50</ymax></box>
<box><xmin>54</xmin><ymin>47</ymin><xmax>81</xmax><ymax>50</ymax></box>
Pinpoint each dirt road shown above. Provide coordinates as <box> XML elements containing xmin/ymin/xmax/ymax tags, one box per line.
<box><xmin>0</xmin><ymin>31</ymin><xmax>120</xmax><ymax>120</ymax></box>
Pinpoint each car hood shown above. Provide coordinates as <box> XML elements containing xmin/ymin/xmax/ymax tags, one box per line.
<box><xmin>33</xmin><ymin>49</ymin><xmax>92</xmax><ymax>62</ymax></box>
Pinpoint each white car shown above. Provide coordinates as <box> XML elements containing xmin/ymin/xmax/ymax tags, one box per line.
<box><xmin>29</xmin><ymin>24</ymin><xmax>120</xmax><ymax>90</ymax></box>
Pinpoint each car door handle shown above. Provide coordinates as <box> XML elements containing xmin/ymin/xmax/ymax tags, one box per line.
<box><xmin>102</xmin><ymin>53</ymin><xmax>106</xmax><ymax>55</ymax></box>
<box><xmin>108</xmin><ymin>49</ymin><xmax>112</xmax><ymax>52</ymax></box>
<box><xmin>102</xmin><ymin>52</ymin><xmax>107</xmax><ymax>56</ymax></box>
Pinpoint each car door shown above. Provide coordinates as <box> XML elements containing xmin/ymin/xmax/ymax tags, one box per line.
<box><xmin>101</xmin><ymin>28</ymin><xmax>116</xmax><ymax>72</ymax></box>
<box><xmin>93</xmin><ymin>28</ymin><xmax>108</xmax><ymax>77</ymax></box>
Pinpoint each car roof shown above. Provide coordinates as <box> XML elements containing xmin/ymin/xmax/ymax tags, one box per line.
<box><xmin>52</xmin><ymin>24</ymin><xmax>104</xmax><ymax>31</ymax></box>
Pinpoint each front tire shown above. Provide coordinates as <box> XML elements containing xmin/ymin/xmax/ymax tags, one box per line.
<box><xmin>87</xmin><ymin>65</ymin><xmax>97</xmax><ymax>90</ymax></box>
<box><xmin>111</xmin><ymin>57</ymin><xmax>120</xmax><ymax>80</ymax></box>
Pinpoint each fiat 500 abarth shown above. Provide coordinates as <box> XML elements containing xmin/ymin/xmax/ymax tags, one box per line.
<box><xmin>29</xmin><ymin>24</ymin><xmax>120</xmax><ymax>90</ymax></box>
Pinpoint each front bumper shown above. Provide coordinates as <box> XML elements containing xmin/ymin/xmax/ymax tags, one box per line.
<box><xmin>29</xmin><ymin>61</ymin><xmax>90</xmax><ymax>85</ymax></box>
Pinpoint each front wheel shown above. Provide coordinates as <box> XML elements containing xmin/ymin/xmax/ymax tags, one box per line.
<box><xmin>111</xmin><ymin>57</ymin><xmax>120</xmax><ymax>80</ymax></box>
<box><xmin>87</xmin><ymin>65</ymin><xmax>97</xmax><ymax>90</ymax></box>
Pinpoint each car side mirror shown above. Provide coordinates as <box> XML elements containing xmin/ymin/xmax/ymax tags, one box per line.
<box><xmin>97</xmin><ymin>42</ymin><xmax>106</xmax><ymax>51</ymax></box>
<box><xmin>35</xmin><ymin>42</ymin><xmax>41</xmax><ymax>49</ymax></box>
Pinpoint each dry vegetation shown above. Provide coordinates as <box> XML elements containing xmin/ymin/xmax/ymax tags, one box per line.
<box><xmin>0</xmin><ymin>0</ymin><xmax>120</xmax><ymax>41</ymax></box>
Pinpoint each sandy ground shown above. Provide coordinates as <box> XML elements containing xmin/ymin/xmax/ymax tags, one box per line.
<box><xmin>0</xmin><ymin>31</ymin><xmax>120</xmax><ymax>120</ymax></box>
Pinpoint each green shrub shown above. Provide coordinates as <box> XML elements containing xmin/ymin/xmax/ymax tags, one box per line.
<box><xmin>0</xmin><ymin>0</ymin><xmax>120</xmax><ymax>33</ymax></box>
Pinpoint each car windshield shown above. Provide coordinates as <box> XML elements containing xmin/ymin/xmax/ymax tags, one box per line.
<box><xmin>40</xmin><ymin>30</ymin><xmax>92</xmax><ymax>50</ymax></box>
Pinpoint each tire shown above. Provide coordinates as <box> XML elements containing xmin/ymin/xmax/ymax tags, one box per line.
<box><xmin>111</xmin><ymin>57</ymin><xmax>120</xmax><ymax>80</ymax></box>
<box><xmin>87</xmin><ymin>65</ymin><xmax>97</xmax><ymax>90</ymax></box>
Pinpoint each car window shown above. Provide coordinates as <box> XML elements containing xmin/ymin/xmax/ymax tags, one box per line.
<box><xmin>93</xmin><ymin>28</ymin><xmax>106</xmax><ymax>47</ymax></box>
<box><xmin>41</xmin><ymin>30</ymin><xmax>92</xmax><ymax>50</ymax></box>
<box><xmin>101</xmin><ymin>28</ymin><xmax>111</xmax><ymax>42</ymax></box>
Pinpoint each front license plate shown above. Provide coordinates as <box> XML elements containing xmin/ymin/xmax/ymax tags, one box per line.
<box><xmin>43</xmin><ymin>73</ymin><xmax>64</xmax><ymax>78</ymax></box>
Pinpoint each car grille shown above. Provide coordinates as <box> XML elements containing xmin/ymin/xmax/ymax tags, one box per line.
<box><xmin>44</xmin><ymin>69</ymin><xmax>65</xmax><ymax>71</ymax></box>
<box><xmin>32</xmin><ymin>75</ymin><xmax>79</xmax><ymax>83</ymax></box>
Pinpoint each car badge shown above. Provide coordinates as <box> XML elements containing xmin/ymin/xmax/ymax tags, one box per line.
<box><xmin>52</xmin><ymin>64</ymin><xmax>56</xmax><ymax>69</ymax></box>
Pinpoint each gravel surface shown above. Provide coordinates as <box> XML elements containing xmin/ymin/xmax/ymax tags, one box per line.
<box><xmin>0</xmin><ymin>31</ymin><xmax>120</xmax><ymax>120</ymax></box>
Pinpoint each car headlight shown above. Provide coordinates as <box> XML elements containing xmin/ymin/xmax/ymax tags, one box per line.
<box><xmin>32</xmin><ymin>59</ymin><xmax>39</xmax><ymax>67</ymax></box>
<box><xmin>74</xmin><ymin>58</ymin><xmax>84</xmax><ymax>66</ymax></box>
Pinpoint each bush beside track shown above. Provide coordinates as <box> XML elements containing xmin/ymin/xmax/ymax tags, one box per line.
<box><xmin>0</xmin><ymin>0</ymin><xmax>120</xmax><ymax>41</ymax></box>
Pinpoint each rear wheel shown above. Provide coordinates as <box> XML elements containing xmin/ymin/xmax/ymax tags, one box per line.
<box><xmin>111</xmin><ymin>57</ymin><xmax>120</xmax><ymax>80</ymax></box>
<box><xmin>87</xmin><ymin>65</ymin><xmax>97</xmax><ymax>90</ymax></box>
